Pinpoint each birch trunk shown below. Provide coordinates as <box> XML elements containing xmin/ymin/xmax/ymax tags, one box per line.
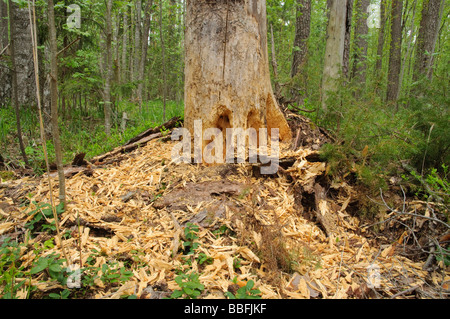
<box><xmin>321</xmin><ymin>0</ymin><xmax>348</xmax><ymax>110</ymax></box>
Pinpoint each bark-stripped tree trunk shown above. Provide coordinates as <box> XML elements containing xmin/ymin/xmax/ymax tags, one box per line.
<box><xmin>413</xmin><ymin>0</ymin><xmax>443</xmax><ymax>81</ymax></box>
<box><xmin>351</xmin><ymin>0</ymin><xmax>370</xmax><ymax>82</ymax></box>
<box><xmin>291</xmin><ymin>0</ymin><xmax>311</xmax><ymax>78</ymax></box>
<box><xmin>321</xmin><ymin>0</ymin><xmax>348</xmax><ymax>110</ymax></box>
<box><xmin>48</xmin><ymin>0</ymin><xmax>66</xmax><ymax>206</ymax></box>
<box><xmin>184</xmin><ymin>0</ymin><xmax>292</xmax><ymax>148</ymax></box>
<box><xmin>104</xmin><ymin>0</ymin><xmax>113</xmax><ymax>136</ymax></box>
<box><xmin>8</xmin><ymin>0</ymin><xmax>28</xmax><ymax>166</ymax></box>
<box><xmin>386</xmin><ymin>0</ymin><xmax>403</xmax><ymax>105</ymax></box>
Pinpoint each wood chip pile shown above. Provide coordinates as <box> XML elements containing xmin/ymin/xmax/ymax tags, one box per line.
<box><xmin>1</xmin><ymin>132</ymin><xmax>448</xmax><ymax>299</ymax></box>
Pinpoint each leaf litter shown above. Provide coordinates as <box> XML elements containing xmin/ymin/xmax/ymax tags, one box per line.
<box><xmin>0</xmin><ymin>119</ymin><xmax>448</xmax><ymax>299</ymax></box>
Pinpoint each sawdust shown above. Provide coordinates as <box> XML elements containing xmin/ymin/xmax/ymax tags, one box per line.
<box><xmin>0</xmin><ymin>131</ymin><xmax>448</xmax><ymax>299</ymax></box>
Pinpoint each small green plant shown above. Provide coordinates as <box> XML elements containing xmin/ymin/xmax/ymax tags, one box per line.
<box><xmin>49</xmin><ymin>289</ymin><xmax>70</xmax><ymax>299</ymax></box>
<box><xmin>30</xmin><ymin>253</ymin><xmax>67</xmax><ymax>286</ymax></box>
<box><xmin>225</xmin><ymin>279</ymin><xmax>261</xmax><ymax>299</ymax></box>
<box><xmin>100</xmin><ymin>262</ymin><xmax>133</xmax><ymax>286</ymax></box>
<box><xmin>25</xmin><ymin>201</ymin><xmax>65</xmax><ymax>235</ymax></box>
<box><xmin>0</xmin><ymin>238</ymin><xmax>27</xmax><ymax>299</ymax></box>
<box><xmin>233</xmin><ymin>257</ymin><xmax>242</xmax><ymax>270</ymax></box>
<box><xmin>197</xmin><ymin>252</ymin><xmax>213</xmax><ymax>265</ymax></box>
<box><xmin>170</xmin><ymin>272</ymin><xmax>205</xmax><ymax>299</ymax></box>
<box><xmin>183</xmin><ymin>222</ymin><xmax>200</xmax><ymax>255</ymax></box>
<box><xmin>212</xmin><ymin>224</ymin><xmax>230</xmax><ymax>238</ymax></box>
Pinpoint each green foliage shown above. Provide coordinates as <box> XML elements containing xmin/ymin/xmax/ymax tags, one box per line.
<box><xmin>170</xmin><ymin>272</ymin><xmax>205</xmax><ymax>299</ymax></box>
<box><xmin>30</xmin><ymin>253</ymin><xmax>67</xmax><ymax>286</ymax></box>
<box><xmin>183</xmin><ymin>222</ymin><xmax>200</xmax><ymax>254</ymax></box>
<box><xmin>225</xmin><ymin>278</ymin><xmax>262</xmax><ymax>299</ymax></box>
<box><xmin>25</xmin><ymin>201</ymin><xmax>65</xmax><ymax>235</ymax></box>
<box><xmin>49</xmin><ymin>289</ymin><xmax>70</xmax><ymax>299</ymax></box>
<box><xmin>0</xmin><ymin>238</ymin><xmax>27</xmax><ymax>299</ymax></box>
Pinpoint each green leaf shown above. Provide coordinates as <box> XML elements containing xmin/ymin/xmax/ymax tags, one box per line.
<box><xmin>49</xmin><ymin>263</ymin><xmax>62</xmax><ymax>273</ymax></box>
<box><xmin>171</xmin><ymin>290</ymin><xmax>183</xmax><ymax>299</ymax></box>
<box><xmin>30</xmin><ymin>259</ymin><xmax>49</xmax><ymax>274</ymax></box>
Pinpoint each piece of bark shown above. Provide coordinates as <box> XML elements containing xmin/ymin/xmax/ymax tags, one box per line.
<box><xmin>313</xmin><ymin>183</ymin><xmax>338</xmax><ymax>237</ymax></box>
<box><xmin>153</xmin><ymin>180</ymin><xmax>245</xmax><ymax>211</ymax></box>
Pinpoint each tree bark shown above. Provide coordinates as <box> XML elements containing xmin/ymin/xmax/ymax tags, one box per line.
<box><xmin>291</xmin><ymin>0</ymin><xmax>311</xmax><ymax>78</ymax></box>
<box><xmin>351</xmin><ymin>0</ymin><xmax>370</xmax><ymax>82</ymax></box>
<box><xmin>0</xmin><ymin>0</ymin><xmax>10</xmax><ymax>107</ymax></box>
<box><xmin>342</xmin><ymin>0</ymin><xmax>353</xmax><ymax>79</ymax></box>
<box><xmin>413</xmin><ymin>0</ymin><xmax>443</xmax><ymax>81</ymax></box>
<box><xmin>47</xmin><ymin>0</ymin><xmax>66</xmax><ymax>206</ymax></box>
<box><xmin>321</xmin><ymin>0</ymin><xmax>348</xmax><ymax>110</ymax></box>
<box><xmin>386</xmin><ymin>0</ymin><xmax>403</xmax><ymax>105</ymax></box>
<box><xmin>8</xmin><ymin>0</ymin><xmax>28</xmax><ymax>166</ymax></box>
<box><xmin>184</xmin><ymin>0</ymin><xmax>292</xmax><ymax>149</ymax></box>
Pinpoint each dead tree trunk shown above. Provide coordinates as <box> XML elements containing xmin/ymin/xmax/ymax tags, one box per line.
<box><xmin>184</xmin><ymin>0</ymin><xmax>292</xmax><ymax>150</ymax></box>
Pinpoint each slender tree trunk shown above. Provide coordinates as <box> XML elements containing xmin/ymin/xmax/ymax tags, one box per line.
<box><xmin>322</xmin><ymin>0</ymin><xmax>348</xmax><ymax>110</ymax></box>
<box><xmin>386</xmin><ymin>0</ymin><xmax>403</xmax><ymax>105</ymax></box>
<box><xmin>104</xmin><ymin>0</ymin><xmax>113</xmax><ymax>136</ymax></box>
<box><xmin>351</xmin><ymin>0</ymin><xmax>370</xmax><ymax>82</ymax></box>
<box><xmin>375</xmin><ymin>0</ymin><xmax>387</xmax><ymax>73</ymax></box>
<box><xmin>122</xmin><ymin>8</ymin><xmax>128</xmax><ymax>84</ymax></box>
<box><xmin>47</xmin><ymin>0</ymin><xmax>66</xmax><ymax>206</ymax></box>
<box><xmin>133</xmin><ymin>0</ymin><xmax>142</xmax><ymax>85</ymax></box>
<box><xmin>413</xmin><ymin>0</ymin><xmax>443</xmax><ymax>81</ymax></box>
<box><xmin>0</xmin><ymin>0</ymin><xmax>10</xmax><ymax>107</ymax></box>
<box><xmin>137</xmin><ymin>0</ymin><xmax>153</xmax><ymax>108</ymax></box>
<box><xmin>270</xmin><ymin>24</ymin><xmax>280</xmax><ymax>96</ymax></box>
<box><xmin>8</xmin><ymin>0</ymin><xmax>28</xmax><ymax>166</ymax></box>
<box><xmin>184</xmin><ymin>0</ymin><xmax>292</xmax><ymax>147</ymax></box>
<box><xmin>159</xmin><ymin>0</ymin><xmax>167</xmax><ymax>122</ymax></box>
<box><xmin>342</xmin><ymin>0</ymin><xmax>353</xmax><ymax>79</ymax></box>
<box><xmin>399</xmin><ymin>0</ymin><xmax>418</xmax><ymax>100</ymax></box>
<box><xmin>291</xmin><ymin>0</ymin><xmax>311</xmax><ymax>78</ymax></box>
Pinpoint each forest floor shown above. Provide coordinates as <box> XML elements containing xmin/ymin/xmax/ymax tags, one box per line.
<box><xmin>0</xmin><ymin>113</ymin><xmax>449</xmax><ymax>299</ymax></box>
